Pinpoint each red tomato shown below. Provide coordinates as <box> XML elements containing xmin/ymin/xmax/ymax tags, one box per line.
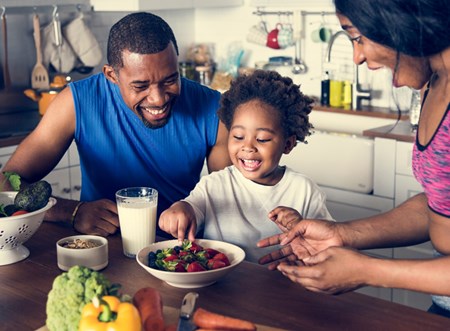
<box><xmin>12</xmin><ymin>210</ymin><xmax>28</xmax><ymax>216</ymax></box>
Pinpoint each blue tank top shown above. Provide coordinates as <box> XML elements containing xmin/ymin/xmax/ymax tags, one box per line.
<box><xmin>69</xmin><ymin>73</ymin><xmax>221</xmax><ymax>216</ymax></box>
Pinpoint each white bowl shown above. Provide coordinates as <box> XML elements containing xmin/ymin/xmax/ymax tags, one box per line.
<box><xmin>136</xmin><ymin>239</ymin><xmax>245</xmax><ymax>288</ymax></box>
<box><xmin>57</xmin><ymin>235</ymin><xmax>108</xmax><ymax>271</ymax></box>
<box><xmin>0</xmin><ymin>191</ymin><xmax>56</xmax><ymax>265</ymax></box>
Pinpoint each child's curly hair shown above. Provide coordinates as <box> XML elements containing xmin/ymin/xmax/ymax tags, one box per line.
<box><xmin>217</xmin><ymin>70</ymin><xmax>313</xmax><ymax>143</ymax></box>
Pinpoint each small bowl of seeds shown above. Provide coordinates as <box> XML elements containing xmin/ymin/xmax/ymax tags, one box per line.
<box><xmin>56</xmin><ymin>235</ymin><xmax>108</xmax><ymax>271</ymax></box>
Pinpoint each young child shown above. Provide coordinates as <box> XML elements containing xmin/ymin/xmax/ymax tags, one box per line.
<box><xmin>159</xmin><ymin>70</ymin><xmax>334</xmax><ymax>263</ymax></box>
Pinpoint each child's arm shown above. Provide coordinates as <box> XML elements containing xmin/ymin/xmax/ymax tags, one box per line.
<box><xmin>268</xmin><ymin>206</ymin><xmax>304</xmax><ymax>232</ymax></box>
<box><xmin>158</xmin><ymin>201</ymin><xmax>197</xmax><ymax>243</ymax></box>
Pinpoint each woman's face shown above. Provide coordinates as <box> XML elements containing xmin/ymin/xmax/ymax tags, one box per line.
<box><xmin>337</xmin><ymin>14</ymin><xmax>432</xmax><ymax>89</ymax></box>
<box><xmin>228</xmin><ymin>99</ymin><xmax>296</xmax><ymax>186</ymax></box>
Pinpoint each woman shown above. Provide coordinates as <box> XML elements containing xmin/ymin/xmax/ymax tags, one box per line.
<box><xmin>257</xmin><ymin>0</ymin><xmax>450</xmax><ymax>317</ymax></box>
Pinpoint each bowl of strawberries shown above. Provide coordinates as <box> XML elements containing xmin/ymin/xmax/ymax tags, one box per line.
<box><xmin>136</xmin><ymin>239</ymin><xmax>245</xmax><ymax>288</ymax></box>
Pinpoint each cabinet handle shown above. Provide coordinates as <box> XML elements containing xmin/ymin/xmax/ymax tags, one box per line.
<box><xmin>62</xmin><ymin>188</ymin><xmax>71</xmax><ymax>194</ymax></box>
<box><xmin>73</xmin><ymin>185</ymin><xmax>81</xmax><ymax>191</ymax></box>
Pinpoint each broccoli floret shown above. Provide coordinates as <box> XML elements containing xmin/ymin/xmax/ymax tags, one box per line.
<box><xmin>46</xmin><ymin>266</ymin><xmax>116</xmax><ymax>331</ymax></box>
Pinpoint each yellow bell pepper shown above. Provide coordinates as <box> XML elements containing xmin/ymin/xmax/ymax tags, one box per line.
<box><xmin>78</xmin><ymin>296</ymin><xmax>142</xmax><ymax>331</ymax></box>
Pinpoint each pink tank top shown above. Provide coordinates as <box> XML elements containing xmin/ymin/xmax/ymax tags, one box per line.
<box><xmin>412</xmin><ymin>102</ymin><xmax>450</xmax><ymax>217</ymax></box>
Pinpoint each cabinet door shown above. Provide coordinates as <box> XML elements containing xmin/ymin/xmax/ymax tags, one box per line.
<box><xmin>91</xmin><ymin>0</ymin><xmax>192</xmax><ymax>11</ymax></box>
<box><xmin>395</xmin><ymin>174</ymin><xmax>423</xmax><ymax>207</ymax></box>
<box><xmin>70</xmin><ymin>166</ymin><xmax>82</xmax><ymax>200</ymax></box>
<box><xmin>44</xmin><ymin>169</ymin><xmax>72</xmax><ymax>200</ymax></box>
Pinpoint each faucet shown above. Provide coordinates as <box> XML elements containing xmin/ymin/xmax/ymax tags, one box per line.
<box><xmin>325</xmin><ymin>30</ymin><xmax>371</xmax><ymax>110</ymax></box>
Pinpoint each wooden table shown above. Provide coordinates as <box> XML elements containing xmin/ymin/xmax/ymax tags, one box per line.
<box><xmin>1</xmin><ymin>222</ymin><xmax>450</xmax><ymax>331</ymax></box>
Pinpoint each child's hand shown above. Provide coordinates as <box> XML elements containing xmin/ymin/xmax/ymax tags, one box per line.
<box><xmin>268</xmin><ymin>206</ymin><xmax>303</xmax><ymax>232</ymax></box>
<box><xmin>158</xmin><ymin>201</ymin><xmax>197</xmax><ymax>243</ymax></box>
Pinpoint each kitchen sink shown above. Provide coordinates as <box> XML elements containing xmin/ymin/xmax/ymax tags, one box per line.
<box><xmin>281</xmin><ymin>110</ymin><xmax>397</xmax><ymax>193</ymax></box>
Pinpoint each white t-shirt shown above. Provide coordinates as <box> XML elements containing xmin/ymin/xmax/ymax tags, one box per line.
<box><xmin>183</xmin><ymin>166</ymin><xmax>334</xmax><ymax>263</ymax></box>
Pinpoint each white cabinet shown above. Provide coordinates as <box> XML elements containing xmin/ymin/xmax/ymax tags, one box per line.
<box><xmin>250</xmin><ymin>0</ymin><xmax>333</xmax><ymax>7</ymax></box>
<box><xmin>90</xmin><ymin>0</ymin><xmax>243</xmax><ymax>11</ymax></box>
<box><xmin>0</xmin><ymin>142</ymin><xmax>81</xmax><ymax>200</ymax></box>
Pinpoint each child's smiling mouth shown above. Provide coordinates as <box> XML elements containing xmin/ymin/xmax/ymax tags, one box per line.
<box><xmin>240</xmin><ymin>158</ymin><xmax>261</xmax><ymax>171</ymax></box>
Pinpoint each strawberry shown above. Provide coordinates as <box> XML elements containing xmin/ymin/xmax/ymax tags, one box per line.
<box><xmin>189</xmin><ymin>242</ymin><xmax>203</xmax><ymax>253</ymax></box>
<box><xmin>175</xmin><ymin>262</ymin><xmax>187</xmax><ymax>272</ymax></box>
<box><xmin>187</xmin><ymin>261</ymin><xmax>206</xmax><ymax>272</ymax></box>
<box><xmin>163</xmin><ymin>254</ymin><xmax>179</xmax><ymax>262</ymax></box>
<box><xmin>213</xmin><ymin>253</ymin><xmax>230</xmax><ymax>266</ymax></box>
<box><xmin>207</xmin><ymin>259</ymin><xmax>227</xmax><ymax>270</ymax></box>
<box><xmin>205</xmin><ymin>248</ymin><xmax>220</xmax><ymax>258</ymax></box>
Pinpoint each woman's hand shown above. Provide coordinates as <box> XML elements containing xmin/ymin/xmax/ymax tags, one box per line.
<box><xmin>158</xmin><ymin>201</ymin><xmax>197</xmax><ymax>242</ymax></box>
<box><xmin>258</xmin><ymin>219</ymin><xmax>343</xmax><ymax>269</ymax></box>
<box><xmin>277</xmin><ymin>246</ymin><xmax>372</xmax><ymax>295</ymax></box>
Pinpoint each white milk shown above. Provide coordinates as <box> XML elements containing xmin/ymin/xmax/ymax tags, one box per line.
<box><xmin>117</xmin><ymin>200</ymin><xmax>157</xmax><ymax>257</ymax></box>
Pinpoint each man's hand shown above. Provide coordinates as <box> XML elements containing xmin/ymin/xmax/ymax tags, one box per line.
<box><xmin>73</xmin><ymin>199</ymin><xmax>120</xmax><ymax>237</ymax></box>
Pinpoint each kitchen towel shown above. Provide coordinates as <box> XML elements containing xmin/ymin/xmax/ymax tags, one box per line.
<box><xmin>42</xmin><ymin>21</ymin><xmax>77</xmax><ymax>73</ymax></box>
<box><xmin>63</xmin><ymin>14</ymin><xmax>102</xmax><ymax>67</ymax></box>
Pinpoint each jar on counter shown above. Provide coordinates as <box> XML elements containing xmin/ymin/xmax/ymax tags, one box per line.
<box><xmin>179</xmin><ymin>61</ymin><xmax>195</xmax><ymax>81</ymax></box>
<box><xmin>195</xmin><ymin>65</ymin><xmax>213</xmax><ymax>86</ymax></box>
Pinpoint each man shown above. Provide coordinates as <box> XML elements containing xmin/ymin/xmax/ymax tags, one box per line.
<box><xmin>0</xmin><ymin>12</ymin><xmax>230</xmax><ymax>236</ymax></box>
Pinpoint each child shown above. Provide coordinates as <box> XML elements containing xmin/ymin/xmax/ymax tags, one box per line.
<box><xmin>159</xmin><ymin>70</ymin><xmax>334</xmax><ymax>262</ymax></box>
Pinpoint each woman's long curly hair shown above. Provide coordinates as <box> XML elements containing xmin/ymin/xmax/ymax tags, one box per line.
<box><xmin>218</xmin><ymin>70</ymin><xmax>314</xmax><ymax>144</ymax></box>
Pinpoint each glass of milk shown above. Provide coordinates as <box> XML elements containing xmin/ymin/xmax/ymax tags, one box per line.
<box><xmin>115</xmin><ymin>187</ymin><xmax>158</xmax><ymax>258</ymax></box>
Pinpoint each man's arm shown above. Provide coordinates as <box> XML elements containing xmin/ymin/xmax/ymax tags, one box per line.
<box><xmin>2</xmin><ymin>87</ymin><xmax>76</xmax><ymax>183</ymax></box>
<box><xmin>205</xmin><ymin>120</ymin><xmax>231</xmax><ymax>173</ymax></box>
<box><xmin>1</xmin><ymin>87</ymin><xmax>76</xmax><ymax>221</ymax></box>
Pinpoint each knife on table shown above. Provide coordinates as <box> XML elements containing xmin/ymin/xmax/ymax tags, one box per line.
<box><xmin>176</xmin><ymin>292</ymin><xmax>199</xmax><ymax>331</ymax></box>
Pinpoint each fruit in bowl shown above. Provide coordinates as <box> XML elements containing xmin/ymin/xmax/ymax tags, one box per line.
<box><xmin>137</xmin><ymin>239</ymin><xmax>245</xmax><ymax>288</ymax></box>
<box><xmin>0</xmin><ymin>191</ymin><xmax>56</xmax><ymax>265</ymax></box>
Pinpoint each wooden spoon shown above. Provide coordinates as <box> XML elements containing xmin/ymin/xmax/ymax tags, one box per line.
<box><xmin>31</xmin><ymin>14</ymin><xmax>49</xmax><ymax>89</ymax></box>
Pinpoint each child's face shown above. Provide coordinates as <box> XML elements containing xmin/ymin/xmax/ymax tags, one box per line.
<box><xmin>228</xmin><ymin>99</ymin><xmax>296</xmax><ymax>186</ymax></box>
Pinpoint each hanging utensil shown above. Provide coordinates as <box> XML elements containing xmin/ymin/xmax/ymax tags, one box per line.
<box><xmin>1</xmin><ymin>7</ymin><xmax>11</xmax><ymax>89</ymax></box>
<box><xmin>52</xmin><ymin>5</ymin><xmax>62</xmax><ymax>73</ymax></box>
<box><xmin>31</xmin><ymin>13</ymin><xmax>49</xmax><ymax>89</ymax></box>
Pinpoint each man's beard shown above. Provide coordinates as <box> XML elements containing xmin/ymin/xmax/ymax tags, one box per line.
<box><xmin>139</xmin><ymin>108</ymin><xmax>172</xmax><ymax>129</ymax></box>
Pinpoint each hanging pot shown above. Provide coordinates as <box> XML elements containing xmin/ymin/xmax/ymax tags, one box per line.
<box><xmin>24</xmin><ymin>75</ymin><xmax>66</xmax><ymax>115</ymax></box>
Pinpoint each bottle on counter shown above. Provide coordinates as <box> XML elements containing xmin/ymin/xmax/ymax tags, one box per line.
<box><xmin>320</xmin><ymin>71</ymin><xmax>330</xmax><ymax>106</ymax></box>
<box><xmin>342</xmin><ymin>80</ymin><xmax>352</xmax><ymax>110</ymax></box>
<box><xmin>329</xmin><ymin>80</ymin><xmax>344</xmax><ymax>108</ymax></box>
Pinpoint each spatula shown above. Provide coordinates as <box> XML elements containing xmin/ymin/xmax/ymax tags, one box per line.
<box><xmin>2</xmin><ymin>10</ymin><xmax>11</xmax><ymax>89</ymax></box>
<box><xmin>31</xmin><ymin>14</ymin><xmax>49</xmax><ymax>89</ymax></box>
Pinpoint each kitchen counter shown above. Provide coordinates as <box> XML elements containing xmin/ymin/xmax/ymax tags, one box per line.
<box><xmin>0</xmin><ymin>103</ymin><xmax>409</xmax><ymax>149</ymax></box>
<box><xmin>2</xmin><ymin>222</ymin><xmax>450</xmax><ymax>331</ymax></box>
<box><xmin>314</xmin><ymin>104</ymin><xmax>409</xmax><ymax>121</ymax></box>
<box><xmin>0</xmin><ymin>87</ymin><xmax>41</xmax><ymax>148</ymax></box>
<box><xmin>363</xmin><ymin>120</ymin><xmax>416</xmax><ymax>143</ymax></box>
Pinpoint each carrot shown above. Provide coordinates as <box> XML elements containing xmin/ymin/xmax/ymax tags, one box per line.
<box><xmin>193</xmin><ymin>307</ymin><xmax>257</xmax><ymax>331</ymax></box>
<box><xmin>133</xmin><ymin>287</ymin><xmax>165</xmax><ymax>331</ymax></box>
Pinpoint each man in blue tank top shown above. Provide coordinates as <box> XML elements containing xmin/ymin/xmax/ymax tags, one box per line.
<box><xmin>1</xmin><ymin>12</ymin><xmax>230</xmax><ymax>237</ymax></box>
